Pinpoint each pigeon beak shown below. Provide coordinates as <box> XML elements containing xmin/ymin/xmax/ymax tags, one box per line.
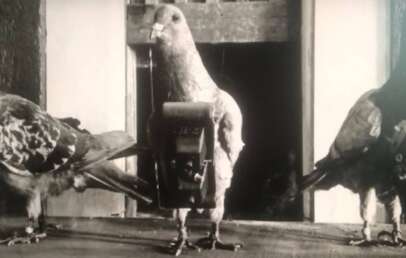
<box><xmin>150</xmin><ymin>23</ymin><xmax>164</xmax><ymax>40</ymax></box>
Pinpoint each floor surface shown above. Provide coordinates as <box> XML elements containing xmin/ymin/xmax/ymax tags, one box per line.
<box><xmin>0</xmin><ymin>217</ymin><xmax>406</xmax><ymax>258</ymax></box>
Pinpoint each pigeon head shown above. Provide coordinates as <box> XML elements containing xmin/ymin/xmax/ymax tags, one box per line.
<box><xmin>150</xmin><ymin>5</ymin><xmax>193</xmax><ymax>47</ymax></box>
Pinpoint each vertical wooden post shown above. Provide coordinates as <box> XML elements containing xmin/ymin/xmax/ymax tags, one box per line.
<box><xmin>391</xmin><ymin>1</ymin><xmax>406</xmax><ymax>224</ymax></box>
<box><xmin>300</xmin><ymin>0</ymin><xmax>315</xmax><ymax>221</ymax></box>
<box><xmin>38</xmin><ymin>0</ymin><xmax>47</xmax><ymax>110</ymax></box>
<box><xmin>392</xmin><ymin>1</ymin><xmax>406</xmax><ymax>70</ymax></box>
<box><xmin>125</xmin><ymin>46</ymin><xmax>139</xmax><ymax>217</ymax></box>
<box><xmin>0</xmin><ymin>0</ymin><xmax>46</xmax><ymax>215</ymax></box>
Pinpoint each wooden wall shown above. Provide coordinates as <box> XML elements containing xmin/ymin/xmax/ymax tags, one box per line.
<box><xmin>127</xmin><ymin>0</ymin><xmax>296</xmax><ymax>44</ymax></box>
<box><xmin>0</xmin><ymin>0</ymin><xmax>46</xmax><ymax>215</ymax></box>
<box><xmin>0</xmin><ymin>0</ymin><xmax>46</xmax><ymax>106</ymax></box>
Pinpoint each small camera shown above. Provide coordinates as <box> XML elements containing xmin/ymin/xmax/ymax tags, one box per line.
<box><xmin>155</xmin><ymin>102</ymin><xmax>215</xmax><ymax>209</ymax></box>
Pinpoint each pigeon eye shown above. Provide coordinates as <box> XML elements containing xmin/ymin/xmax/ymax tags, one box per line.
<box><xmin>172</xmin><ymin>14</ymin><xmax>180</xmax><ymax>22</ymax></box>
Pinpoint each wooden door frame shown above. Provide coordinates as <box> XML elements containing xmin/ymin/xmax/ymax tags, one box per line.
<box><xmin>300</xmin><ymin>0</ymin><xmax>315</xmax><ymax>221</ymax></box>
<box><xmin>126</xmin><ymin>1</ymin><xmax>314</xmax><ymax>220</ymax></box>
<box><xmin>39</xmin><ymin>0</ymin><xmax>47</xmax><ymax>110</ymax></box>
<box><xmin>125</xmin><ymin>45</ymin><xmax>139</xmax><ymax>217</ymax></box>
<box><xmin>392</xmin><ymin>1</ymin><xmax>406</xmax><ymax>70</ymax></box>
<box><xmin>126</xmin><ymin>0</ymin><xmax>317</xmax><ymax>222</ymax></box>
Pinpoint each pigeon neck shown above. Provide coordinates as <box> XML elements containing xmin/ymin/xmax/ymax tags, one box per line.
<box><xmin>157</xmin><ymin>41</ymin><xmax>217</xmax><ymax>101</ymax></box>
<box><xmin>376</xmin><ymin>71</ymin><xmax>406</xmax><ymax>133</ymax></box>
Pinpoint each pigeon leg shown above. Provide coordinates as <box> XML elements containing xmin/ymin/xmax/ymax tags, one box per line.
<box><xmin>349</xmin><ymin>188</ymin><xmax>378</xmax><ymax>246</ymax></box>
<box><xmin>38</xmin><ymin>199</ymin><xmax>63</xmax><ymax>232</ymax></box>
<box><xmin>3</xmin><ymin>191</ymin><xmax>46</xmax><ymax>246</ymax></box>
<box><xmin>378</xmin><ymin>195</ymin><xmax>406</xmax><ymax>246</ymax></box>
<box><xmin>169</xmin><ymin>208</ymin><xmax>200</xmax><ymax>256</ymax></box>
<box><xmin>196</xmin><ymin>196</ymin><xmax>242</xmax><ymax>251</ymax></box>
<box><xmin>389</xmin><ymin>197</ymin><xmax>406</xmax><ymax>246</ymax></box>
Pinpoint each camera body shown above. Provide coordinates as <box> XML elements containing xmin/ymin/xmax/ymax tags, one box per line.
<box><xmin>156</xmin><ymin>102</ymin><xmax>215</xmax><ymax>209</ymax></box>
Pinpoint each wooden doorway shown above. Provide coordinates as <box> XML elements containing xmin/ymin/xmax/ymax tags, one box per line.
<box><xmin>127</xmin><ymin>1</ymin><xmax>304</xmax><ymax>220</ymax></box>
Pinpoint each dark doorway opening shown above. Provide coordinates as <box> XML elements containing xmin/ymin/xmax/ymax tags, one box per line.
<box><xmin>135</xmin><ymin>42</ymin><xmax>302</xmax><ymax>221</ymax></box>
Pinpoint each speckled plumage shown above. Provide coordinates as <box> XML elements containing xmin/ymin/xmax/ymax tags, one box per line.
<box><xmin>0</xmin><ymin>92</ymin><xmax>147</xmax><ymax>244</ymax></box>
<box><xmin>0</xmin><ymin>93</ymin><xmax>85</xmax><ymax>177</ymax></box>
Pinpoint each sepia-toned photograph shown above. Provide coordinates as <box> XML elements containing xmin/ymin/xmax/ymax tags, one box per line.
<box><xmin>0</xmin><ymin>0</ymin><xmax>405</xmax><ymax>257</ymax></box>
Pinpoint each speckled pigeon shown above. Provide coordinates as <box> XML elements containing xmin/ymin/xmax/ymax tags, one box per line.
<box><xmin>0</xmin><ymin>92</ymin><xmax>151</xmax><ymax>246</ymax></box>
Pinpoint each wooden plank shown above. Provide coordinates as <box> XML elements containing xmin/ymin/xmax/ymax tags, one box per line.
<box><xmin>145</xmin><ymin>0</ymin><xmax>159</xmax><ymax>5</ymax></box>
<box><xmin>300</xmin><ymin>0</ymin><xmax>315</xmax><ymax>221</ymax></box>
<box><xmin>127</xmin><ymin>1</ymin><xmax>291</xmax><ymax>44</ymax></box>
<box><xmin>39</xmin><ymin>0</ymin><xmax>47</xmax><ymax>110</ymax></box>
<box><xmin>125</xmin><ymin>46</ymin><xmax>138</xmax><ymax>217</ymax></box>
<box><xmin>392</xmin><ymin>1</ymin><xmax>406</xmax><ymax>70</ymax></box>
